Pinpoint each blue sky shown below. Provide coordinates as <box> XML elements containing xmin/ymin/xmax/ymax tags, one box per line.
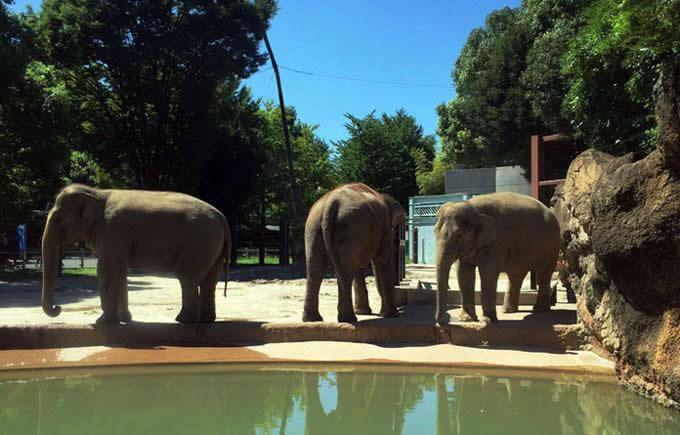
<box><xmin>11</xmin><ymin>0</ymin><xmax>521</xmax><ymax>145</ymax></box>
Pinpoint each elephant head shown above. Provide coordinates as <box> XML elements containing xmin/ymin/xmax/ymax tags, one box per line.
<box><xmin>42</xmin><ymin>184</ymin><xmax>105</xmax><ymax>317</ymax></box>
<box><xmin>434</xmin><ymin>202</ymin><xmax>496</xmax><ymax>299</ymax></box>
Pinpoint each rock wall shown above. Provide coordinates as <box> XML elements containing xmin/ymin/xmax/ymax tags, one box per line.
<box><xmin>553</xmin><ymin>64</ymin><xmax>680</xmax><ymax>409</ymax></box>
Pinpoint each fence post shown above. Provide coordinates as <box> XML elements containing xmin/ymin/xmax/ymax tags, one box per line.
<box><xmin>80</xmin><ymin>247</ymin><xmax>84</xmax><ymax>268</ymax></box>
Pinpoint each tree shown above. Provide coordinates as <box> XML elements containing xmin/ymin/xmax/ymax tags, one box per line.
<box><xmin>36</xmin><ymin>0</ymin><xmax>277</xmax><ymax>192</ymax></box>
<box><xmin>437</xmin><ymin>7</ymin><xmax>539</xmax><ymax>170</ymax></box>
<box><xmin>0</xmin><ymin>2</ymin><xmax>72</xmax><ymax>231</ymax></box>
<box><xmin>244</xmin><ymin>102</ymin><xmax>336</xmax><ymax>264</ymax></box>
<box><xmin>334</xmin><ymin>109</ymin><xmax>435</xmax><ymax>206</ymax></box>
<box><xmin>562</xmin><ymin>0</ymin><xmax>680</xmax><ymax>153</ymax></box>
<box><xmin>414</xmin><ymin>151</ymin><xmax>448</xmax><ymax>195</ymax></box>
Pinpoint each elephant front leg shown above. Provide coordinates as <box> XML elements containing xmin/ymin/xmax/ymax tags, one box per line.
<box><xmin>352</xmin><ymin>269</ymin><xmax>372</xmax><ymax>315</ymax></box>
<box><xmin>95</xmin><ymin>255</ymin><xmax>127</xmax><ymax>325</ymax></box>
<box><xmin>373</xmin><ymin>260</ymin><xmax>398</xmax><ymax>318</ymax></box>
<box><xmin>457</xmin><ymin>262</ymin><xmax>478</xmax><ymax>322</ymax></box>
<box><xmin>479</xmin><ymin>263</ymin><xmax>499</xmax><ymax>323</ymax></box>
<box><xmin>435</xmin><ymin>242</ymin><xmax>455</xmax><ymax>325</ymax></box>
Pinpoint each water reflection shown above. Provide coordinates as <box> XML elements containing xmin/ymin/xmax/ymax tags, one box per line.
<box><xmin>0</xmin><ymin>369</ymin><xmax>677</xmax><ymax>435</ymax></box>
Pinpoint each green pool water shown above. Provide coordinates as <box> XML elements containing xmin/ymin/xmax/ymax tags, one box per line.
<box><xmin>0</xmin><ymin>366</ymin><xmax>678</xmax><ymax>435</ymax></box>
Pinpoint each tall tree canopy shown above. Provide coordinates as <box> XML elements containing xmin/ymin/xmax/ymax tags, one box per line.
<box><xmin>437</xmin><ymin>7</ymin><xmax>537</xmax><ymax>170</ymax></box>
<box><xmin>334</xmin><ymin>109</ymin><xmax>435</xmax><ymax>206</ymax></box>
<box><xmin>37</xmin><ymin>0</ymin><xmax>277</xmax><ymax>191</ymax></box>
<box><xmin>437</xmin><ymin>0</ymin><xmax>679</xmax><ymax>170</ymax></box>
<box><xmin>0</xmin><ymin>1</ymin><xmax>72</xmax><ymax>229</ymax></box>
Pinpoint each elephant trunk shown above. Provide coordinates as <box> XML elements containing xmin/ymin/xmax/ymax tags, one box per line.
<box><xmin>435</xmin><ymin>240</ymin><xmax>455</xmax><ymax>323</ymax></box>
<box><xmin>41</xmin><ymin>212</ymin><xmax>62</xmax><ymax>317</ymax></box>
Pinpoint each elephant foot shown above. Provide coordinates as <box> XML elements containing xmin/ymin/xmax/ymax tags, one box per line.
<box><xmin>199</xmin><ymin>312</ymin><xmax>216</xmax><ymax>323</ymax></box>
<box><xmin>437</xmin><ymin>311</ymin><xmax>451</xmax><ymax>325</ymax></box>
<box><xmin>119</xmin><ymin>310</ymin><xmax>133</xmax><ymax>323</ymax></box>
<box><xmin>482</xmin><ymin>310</ymin><xmax>499</xmax><ymax>323</ymax></box>
<box><xmin>379</xmin><ymin>306</ymin><xmax>399</xmax><ymax>318</ymax></box>
<box><xmin>302</xmin><ymin>310</ymin><xmax>323</xmax><ymax>322</ymax></box>
<box><xmin>337</xmin><ymin>312</ymin><xmax>358</xmax><ymax>324</ymax></box>
<box><xmin>502</xmin><ymin>305</ymin><xmax>518</xmax><ymax>314</ymax></box>
<box><xmin>458</xmin><ymin>306</ymin><xmax>478</xmax><ymax>322</ymax></box>
<box><xmin>176</xmin><ymin>308</ymin><xmax>200</xmax><ymax>324</ymax></box>
<box><xmin>95</xmin><ymin>312</ymin><xmax>121</xmax><ymax>326</ymax></box>
<box><xmin>354</xmin><ymin>306</ymin><xmax>372</xmax><ymax>315</ymax></box>
<box><xmin>482</xmin><ymin>314</ymin><xmax>498</xmax><ymax>323</ymax></box>
<box><xmin>532</xmin><ymin>304</ymin><xmax>551</xmax><ymax>313</ymax></box>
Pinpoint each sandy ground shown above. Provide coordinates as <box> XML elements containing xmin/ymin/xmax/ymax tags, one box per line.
<box><xmin>0</xmin><ymin>265</ymin><xmax>570</xmax><ymax>326</ymax></box>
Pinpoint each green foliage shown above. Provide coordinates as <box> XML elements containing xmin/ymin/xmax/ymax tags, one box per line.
<box><xmin>247</xmin><ymin>102</ymin><xmax>336</xmax><ymax>225</ymax></box>
<box><xmin>437</xmin><ymin>7</ymin><xmax>538</xmax><ymax>170</ymax></box>
<box><xmin>1</xmin><ymin>4</ymin><xmax>72</xmax><ymax>229</ymax></box>
<box><xmin>334</xmin><ymin>109</ymin><xmax>435</xmax><ymax>206</ymax></box>
<box><xmin>36</xmin><ymin>0</ymin><xmax>277</xmax><ymax>191</ymax></box>
<box><xmin>414</xmin><ymin>150</ymin><xmax>448</xmax><ymax>195</ymax></box>
<box><xmin>562</xmin><ymin>0</ymin><xmax>679</xmax><ymax>153</ymax></box>
<box><xmin>438</xmin><ymin>0</ymin><xmax>678</xmax><ymax>170</ymax></box>
<box><xmin>1</xmin><ymin>0</ymin><xmax>283</xmax><ymax>239</ymax></box>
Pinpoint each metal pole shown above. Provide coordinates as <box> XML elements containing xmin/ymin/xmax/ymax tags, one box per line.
<box><xmin>263</xmin><ymin>32</ymin><xmax>303</xmax><ymax>263</ymax></box>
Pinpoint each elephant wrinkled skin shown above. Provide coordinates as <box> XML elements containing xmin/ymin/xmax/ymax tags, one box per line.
<box><xmin>41</xmin><ymin>184</ymin><xmax>231</xmax><ymax>325</ymax></box>
<box><xmin>303</xmin><ymin>183</ymin><xmax>405</xmax><ymax>323</ymax></box>
<box><xmin>434</xmin><ymin>192</ymin><xmax>560</xmax><ymax>324</ymax></box>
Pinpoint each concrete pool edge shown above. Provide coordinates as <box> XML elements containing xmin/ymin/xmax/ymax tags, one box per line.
<box><xmin>0</xmin><ymin>342</ymin><xmax>615</xmax><ymax>380</ymax></box>
<box><xmin>0</xmin><ymin>321</ymin><xmax>585</xmax><ymax>350</ymax></box>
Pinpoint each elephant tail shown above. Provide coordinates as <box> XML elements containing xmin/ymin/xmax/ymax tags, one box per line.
<box><xmin>223</xmin><ymin>221</ymin><xmax>232</xmax><ymax>297</ymax></box>
<box><xmin>321</xmin><ymin>198</ymin><xmax>341</xmax><ymax>280</ymax></box>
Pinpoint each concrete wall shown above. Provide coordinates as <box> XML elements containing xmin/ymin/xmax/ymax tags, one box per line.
<box><xmin>445</xmin><ymin>165</ymin><xmax>529</xmax><ymax>196</ymax></box>
<box><xmin>445</xmin><ymin>167</ymin><xmax>495</xmax><ymax>195</ymax></box>
<box><xmin>495</xmin><ymin>166</ymin><xmax>531</xmax><ymax>195</ymax></box>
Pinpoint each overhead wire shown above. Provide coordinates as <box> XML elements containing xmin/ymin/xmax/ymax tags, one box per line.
<box><xmin>277</xmin><ymin>65</ymin><xmax>452</xmax><ymax>89</ymax></box>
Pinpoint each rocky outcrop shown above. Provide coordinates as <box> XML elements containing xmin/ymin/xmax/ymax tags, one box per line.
<box><xmin>553</xmin><ymin>64</ymin><xmax>680</xmax><ymax>409</ymax></box>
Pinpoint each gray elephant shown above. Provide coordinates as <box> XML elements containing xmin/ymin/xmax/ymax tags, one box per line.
<box><xmin>434</xmin><ymin>192</ymin><xmax>560</xmax><ymax>324</ymax></box>
<box><xmin>41</xmin><ymin>184</ymin><xmax>231</xmax><ymax>324</ymax></box>
<box><xmin>303</xmin><ymin>183</ymin><xmax>405</xmax><ymax>323</ymax></box>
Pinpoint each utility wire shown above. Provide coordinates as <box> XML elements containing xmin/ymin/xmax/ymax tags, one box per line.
<box><xmin>278</xmin><ymin>65</ymin><xmax>452</xmax><ymax>89</ymax></box>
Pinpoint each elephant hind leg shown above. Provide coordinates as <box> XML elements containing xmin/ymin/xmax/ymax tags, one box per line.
<box><xmin>336</xmin><ymin>268</ymin><xmax>358</xmax><ymax>323</ymax></box>
<box><xmin>353</xmin><ymin>268</ymin><xmax>372</xmax><ymax>315</ymax></box>
<box><xmin>533</xmin><ymin>268</ymin><xmax>553</xmax><ymax>312</ymax></box>
<box><xmin>198</xmin><ymin>258</ymin><xmax>221</xmax><ymax>323</ymax></box>
<box><xmin>303</xmin><ymin>234</ymin><xmax>326</xmax><ymax>322</ymax></box>
<box><xmin>503</xmin><ymin>271</ymin><xmax>527</xmax><ymax>313</ymax></box>
<box><xmin>176</xmin><ymin>278</ymin><xmax>200</xmax><ymax>323</ymax></box>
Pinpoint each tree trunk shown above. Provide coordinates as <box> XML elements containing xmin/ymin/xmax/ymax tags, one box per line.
<box><xmin>258</xmin><ymin>196</ymin><xmax>266</xmax><ymax>265</ymax></box>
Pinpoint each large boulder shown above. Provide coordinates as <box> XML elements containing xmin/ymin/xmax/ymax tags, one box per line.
<box><xmin>553</xmin><ymin>65</ymin><xmax>680</xmax><ymax>409</ymax></box>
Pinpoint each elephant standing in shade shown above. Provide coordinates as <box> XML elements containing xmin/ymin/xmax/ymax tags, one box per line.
<box><xmin>434</xmin><ymin>192</ymin><xmax>560</xmax><ymax>324</ymax></box>
<box><xmin>41</xmin><ymin>184</ymin><xmax>231</xmax><ymax>324</ymax></box>
<box><xmin>303</xmin><ymin>183</ymin><xmax>405</xmax><ymax>323</ymax></box>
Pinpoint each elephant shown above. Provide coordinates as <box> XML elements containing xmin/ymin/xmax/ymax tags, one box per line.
<box><xmin>41</xmin><ymin>184</ymin><xmax>231</xmax><ymax>325</ymax></box>
<box><xmin>303</xmin><ymin>183</ymin><xmax>405</xmax><ymax>323</ymax></box>
<box><xmin>434</xmin><ymin>192</ymin><xmax>560</xmax><ymax>324</ymax></box>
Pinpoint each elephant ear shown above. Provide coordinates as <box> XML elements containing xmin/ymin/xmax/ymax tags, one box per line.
<box><xmin>382</xmin><ymin>194</ymin><xmax>405</xmax><ymax>228</ymax></box>
<box><xmin>475</xmin><ymin>213</ymin><xmax>496</xmax><ymax>248</ymax></box>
